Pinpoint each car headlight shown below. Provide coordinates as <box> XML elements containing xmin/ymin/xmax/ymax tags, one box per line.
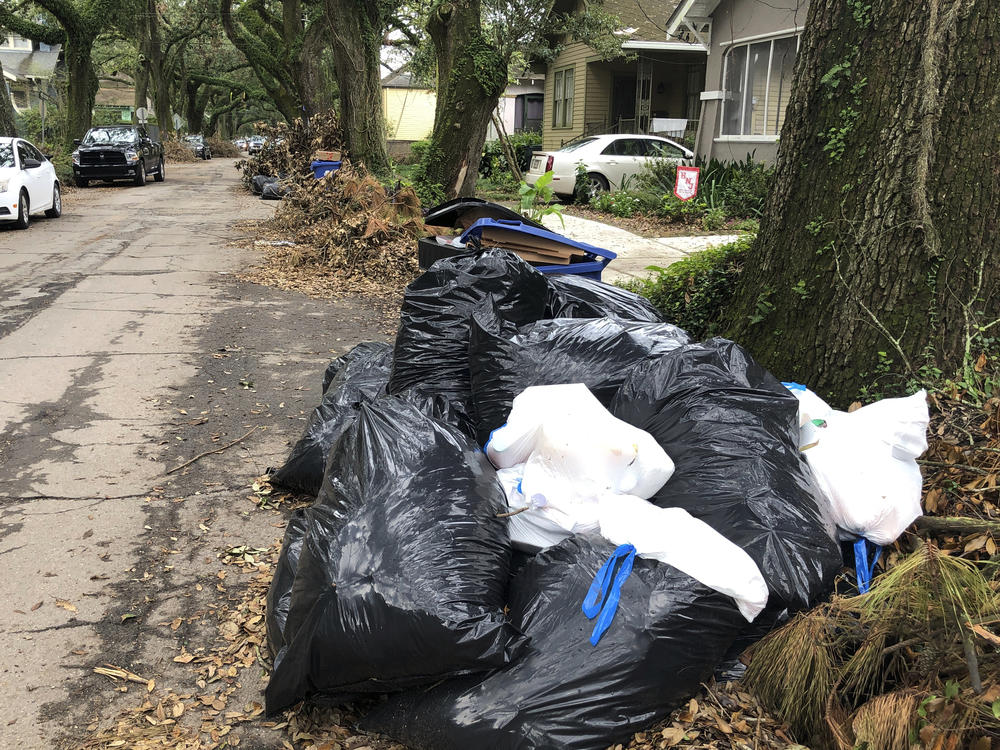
<box><xmin>0</xmin><ymin>179</ymin><xmax>8</xmax><ymax>192</ymax></box>
<box><xmin>125</xmin><ymin>149</ymin><xmax>139</xmax><ymax>162</ymax></box>
<box><xmin>72</xmin><ymin>150</ymin><xmax>80</xmax><ymax>166</ymax></box>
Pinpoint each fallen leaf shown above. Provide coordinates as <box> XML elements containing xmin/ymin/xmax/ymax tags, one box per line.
<box><xmin>31</xmin><ymin>601</ymin><xmax>43</xmax><ymax>611</ymax></box>
<box><xmin>55</xmin><ymin>600</ymin><xmax>77</xmax><ymax>613</ymax></box>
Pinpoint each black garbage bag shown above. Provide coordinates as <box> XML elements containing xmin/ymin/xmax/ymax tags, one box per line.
<box><xmin>261</xmin><ymin>181</ymin><xmax>291</xmax><ymax>200</ymax></box>
<box><xmin>320</xmin><ymin>341</ymin><xmax>392</xmax><ymax>395</ymax></box>
<box><xmin>270</xmin><ymin>342</ymin><xmax>393</xmax><ymax>495</ymax></box>
<box><xmin>544</xmin><ymin>273</ymin><xmax>665</xmax><ymax>322</ymax></box>
<box><xmin>469</xmin><ymin>310</ymin><xmax>689</xmax><ymax>445</ymax></box>
<box><xmin>611</xmin><ymin>338</ymin><xmax>841</xmax><ymax>611</ymax></box>
<box><xmin>423</xmin><ymin>197</ymin><xmax>546</xmax><ymax>230</ymax></box>
<box><xmin>387</xmin><ymin>249</ymin><xmax>549</xmax><ymax>436</ymax></box>
<box><xmin>251</xmin><ymin>174</ymin><xmax>277</xmax><ymax>195</ymax></box>
<box><xmin>265</xmin><ymin>509</ymin><xmax>308</xmax><ymax>656</ymax></box>
<box><xmin>265</xmin><ymin>398</ymin><xmax>527</xmax><ymax>715</ymax></box>
<box><xmin>363</xmin><ymin>534</ymin><xmax>745</xmax><ymax>750</ymax></box>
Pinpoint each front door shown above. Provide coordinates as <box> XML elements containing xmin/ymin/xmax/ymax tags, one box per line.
<box><xmin>611</xmin><ymin>76</ymin><xmax>636</xmax><ymax>131</ymax></box>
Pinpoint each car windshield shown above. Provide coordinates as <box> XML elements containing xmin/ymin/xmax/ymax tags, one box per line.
<box><xmin>558</xmin><ymin>138</ymin><xmax>598</xmax><ymax>153</ymax></box>
<box><xmin>183</xmin><ymin>136</ymin><xmax>203</xmax><ymax>143</ymax></box>
<box><xmin>84</xmin><ymin>128</ymin><xmax>138</xmax><ymax>145</ymax></box>
<box><xmin>0</xmin><ymin>144</ymin><xmax>13</xmax><ymax>168</ymax></box>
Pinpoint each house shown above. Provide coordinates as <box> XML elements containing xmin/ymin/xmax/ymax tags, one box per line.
<box><xmin>382</xmin><ymin>71</ymin><xmax>545</xmax><ymax>158</ymax></box>
<box><xmin>666</xmin><ymin>0</ymin><xmax>808</xmax><ymax>163</ymax></box>
<box><xmin>486</xmin><ymin>73</ymin><xmax>545</xmax><ymax>140</ymax></box>
<box><xmin>382</xmin><ymin>71</ymin><xmax>437</xmax><ymax>154</ymax></box>
<box><xmin>94</xmin><ymin>79</ymin><xmax>138</xmax><ymax>124</ymax></box>
<box><xmin>1</xmin><ymin>33</ymin><xmax>60</xmax><ymax>113</ymax></box>
<box><xmin>539</xmin><ymin>0</ymin><xmax>707</xmax><ymax>152</ymax></box>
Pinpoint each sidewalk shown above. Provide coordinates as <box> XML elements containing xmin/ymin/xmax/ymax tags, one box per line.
<box><xmin>541</xmin><ymin>212</ymin><xmax>741</xmax><ymax>284</ymax></box>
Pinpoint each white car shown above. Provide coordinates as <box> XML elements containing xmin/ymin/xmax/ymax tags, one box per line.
<box><xmin>0</xmin><ymin>137</ymin><xmax>61</xmax><ymax>229</ymax></box>
<box><xmin>525</xmin><ymin>134</ymin><xmax>694</xmax><ymax>199</ymax></box>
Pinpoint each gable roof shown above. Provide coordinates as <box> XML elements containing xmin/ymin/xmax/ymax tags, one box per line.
<box><xmin>0</xmin><ymin>48</ymin><xmax>60</xmax><ymax>80</ymax></box>
<box><xmin>665</xmin><ymin>0</ymin><xmax>722</xmax><ymax>35</ymax></box>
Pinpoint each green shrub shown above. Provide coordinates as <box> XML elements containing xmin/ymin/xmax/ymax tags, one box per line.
<box><xmin>409</xmin><ymin>140</ymin><xmax>431</xmax><ymax>163</ymax></box>
<box><xmin>479</xmin><ymin>131</ymin><xmax>542</xmax><ymax>181</ymax></box>
<box><xmin>618</xmin><ymin>234</ymin><xmax>753</xmax><ymax>339</ymax></box>
<box><xmin>719</xmin><ymin>160</ymin><xmax>773</xmax><ymax>218</ymax></box>
<box><xmin>702</xmin><ymin>206</ymin><xmax>727</xmax><ymax>231</ymax></box>
<box><xmin>590</xmin><ymin>190</ymin><xmax>645</xmax><ymax>218</ymax></box>
<box><xmin>659</xmin><ymin>194</ymin><xmax>707</xmax><ymax>222</ymax></box>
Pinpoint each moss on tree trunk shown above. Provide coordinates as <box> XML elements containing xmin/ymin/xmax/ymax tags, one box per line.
<box><xmin>420</xmin><ymin>0</ymin><xmax>508</xmax><ymax>198</ymax></box>
<box><xmin>65</xmin><ymin>36</ymin><xmax>99</xmax><ymax>139</ymax></box>
<box><xmin>720</xmin><ymin>0</ymin><xmax>1000</xmax><ymax>402</ymax></box>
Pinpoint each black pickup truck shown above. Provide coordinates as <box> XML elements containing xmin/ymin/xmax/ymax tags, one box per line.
<box><xmin>72</xmin><ymin>125</ymin><xmax>165</xmax><ymax>187</ymax></box>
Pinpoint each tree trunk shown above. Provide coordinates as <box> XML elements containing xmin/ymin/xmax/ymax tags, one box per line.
<box><xmin>720</xmin><ymin>0</ymin><xmax>1000</xmax><ymax>402</ymax></box>
<box><xmin>144</xmin><ymin>0</ymin><xmax>172</xmax><ymax>136</ymax></box>
<box><xmin>0</xmin><ymin>59</ymin><xmax>17</xmax><ymax>136</ymax></box>
<box><xmin>421</xmin><ymin>0</ymin><xmax>507</xmax><ymax>198</ymax></box>
<box><xmin>64</xmin><ymin>33</ymin><xmax>98</xmax><ymax>139</ymax></box>
<box><xmin>323</xmin><ymin>0</ymin><xmax>391</xmax><ymax>173</ymax></box>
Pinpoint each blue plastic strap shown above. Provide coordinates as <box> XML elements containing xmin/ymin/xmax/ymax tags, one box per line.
<box><xmin>582</xmin><ymin>544</ymin><xmax>636</xmax><ymax>645</ymax></box>
<box><xmin>781</xmin><ymin>381</ymin><xmax>807</xmax><ymax>391</ymax></box>
<box><xmin>854</xmin><ymin>537</ymin><xmax>883</xmax><ymax>594</ymax></box>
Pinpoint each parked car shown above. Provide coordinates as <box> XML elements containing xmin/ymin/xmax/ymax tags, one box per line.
<box><xmin>72</xmin><ymin>125</ymin><xmax>165</xmax><ymax>187</ymax></box>
<box><xmin>183</xmin><ymin>134</ymin><xmax>212</xmax><ymax>159</ymax></box>
<box><xmin>234</xmin><ymin>137</ymin><xmax>248</xmax><ymax>151</ymax></box>
<box><xmin>247</xmin><ymin>136</ymin><xmax>266</xmax><ymax>155</ymax></box>
<box><xmin>0</xmin><ymin>137</ymin><xmax>62</xmax><ymax>229</ymax></box>
<box><xmin>524</xmin><ymin>134</ymin><xmax>694</xmax><ymax>199</ymax></box>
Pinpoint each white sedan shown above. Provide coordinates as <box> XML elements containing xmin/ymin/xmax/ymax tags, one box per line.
<box><xmin>525</xmin><ymin>134</ymin><xmax>693</xmax><ymax>199</ymax></box>
<box><xmin>0</xmin><ymin>137</ymin><xmax>61</xmax><ymax>229</ymax></box>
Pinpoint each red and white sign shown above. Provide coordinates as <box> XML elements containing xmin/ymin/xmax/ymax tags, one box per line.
<box><xmin>673</xmin><ymin>166</ymin><xmax>700</xmax><ymax>201</ymax></box>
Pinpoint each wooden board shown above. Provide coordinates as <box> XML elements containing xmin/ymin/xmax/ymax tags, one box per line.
<box><xmin>480</xmin><ymin>227</ymin><xmax>582</xmax><ymax>257</ymax></box>
<box><xmin>313</xmin><ymin>150</ymin><xmax>342</xmax><ymax>162</ymax></box>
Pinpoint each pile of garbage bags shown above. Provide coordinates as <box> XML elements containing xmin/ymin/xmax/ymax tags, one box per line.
<box><xmin>265</xmin><ymin>249</ymin><xmax>928</xmax><ymax>749</ymax></box>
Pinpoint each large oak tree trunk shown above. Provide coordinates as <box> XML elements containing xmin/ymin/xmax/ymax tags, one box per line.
<box><xmin>65</xmin><ymin>34</ymin><xmax>99</xmax><ymax>139</ymax></box>
<box><xmin>720</xmin><ymin>0</ymin><xmax>1000</xmax><ymax>401</ymax></box>
<box><xmin>144</xmin><ymin>0</ymin><xmax>173</xmax><ymax>136</ymax></box>
<box><xmin>420</xmin><ymin>0</ymin><xmax>507</xmax><ymax>198</ymax></box>
<box><xmin>324</xmin><ymin>0</ymin><xmax>390</xmax><ymax>173</ymax></box>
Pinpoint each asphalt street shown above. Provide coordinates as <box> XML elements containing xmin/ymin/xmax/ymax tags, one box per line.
<box><xmin>0</xmin><ymin>159</ymin><xmax>386</xmax><ymax>747</ymax></box>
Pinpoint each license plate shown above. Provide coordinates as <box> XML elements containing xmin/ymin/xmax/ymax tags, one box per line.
<box><xmin>530</xmin><ymin>155</ymin><xmax>544</xmax><ymax>171</ymax></box>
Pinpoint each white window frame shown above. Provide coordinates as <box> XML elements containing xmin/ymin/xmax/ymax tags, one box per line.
<box><xmin>719</xmin><ymin>33</ymin><xmax>800</xmax><ymax>140</ymax></box>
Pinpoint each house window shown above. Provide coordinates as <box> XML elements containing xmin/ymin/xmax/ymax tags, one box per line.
<box><xmin>552</xmin><ymin>67</ymin><xmax>574</xmax><ymax>129</ymax></box>
<box><xmin>11</xmin><ymin>88</ymin><xmax>28</xmax><ymax>110</ymax></box>
<box><xmin>721</xmin><ymin>34</ymin><xmax>799</xmax><ymax>136</ymax></box>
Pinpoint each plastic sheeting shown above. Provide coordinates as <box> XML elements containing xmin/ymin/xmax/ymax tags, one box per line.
<box><xmin>269</xmin><ymin>342</ymin><xmax>393</xmax><ymax>495</ymax></box>
<box><xmin>544</xmin><ymin>273</ymin><xmax>665</xmax><ymax>322</ymax></box>
<box><xmin>362</xmin><ymin>534</ymin><xmax>746</xmax><ymax>750</ymax></box>
<box><xmin>612</xmin><ymin>338</ymin><xmax>842</xmax><ymax>612</ymax></box>
<box><xmin>470</xmin><ymin>314</ymin><xmax>689</xmax><ymax>445</ymax></box>
<box><xmin>264</xmin><ymin>398</ymin><xmax>526</xmax><ymax>714</ymax></box>
<box><xmin>387</xmin><ymin>250</ymin><xmax>549</xmax><ymax>436</ymax></box>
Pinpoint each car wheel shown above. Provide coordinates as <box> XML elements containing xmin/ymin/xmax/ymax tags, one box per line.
<box><xmin>134</xmin><ymin>160</ymin><xmax>147</xmax><ymax>186</ymax></box>
<box><xmin>154</xmin><ymin>157</ymin><xmax>165</xmax><ymax>182</ymax></box>
<box><xmin>586</xmin><ymin>172</ymin><xmax>609</xmax><ymax>198</ymax></box>
<box><xmin>44</xmin><ymin>183</ymin><xmax>62</xmax><ymax>218</ymax></box>
<box><xmin>14</xmin><ymin>190</ymin><xmax>29</xmax><ymax>230</ymax></box>
<box><xmin>74</xmin><ymin>176</ymin><xmax>89</xmax><ymax>188</ymax></box>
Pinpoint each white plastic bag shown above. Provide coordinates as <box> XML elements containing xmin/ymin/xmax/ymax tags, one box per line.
<box><xmin>497</xmin><ymin>466</ymin><xmax>601</xmax><ymax>551</ymax></box>
<box><xmin>786</xmin><ymin>385</ymin><xmax>929</xmax><ymax>546</ymax></box>
<box><xmin>487</xmin><ymin>384</ymin><xmax>674</xmax><ymax>502</ymax></box>
<box><xmin>597</xmin><ymin>494</ymin><xmax>769</xmax><ymax>622</ymax></box>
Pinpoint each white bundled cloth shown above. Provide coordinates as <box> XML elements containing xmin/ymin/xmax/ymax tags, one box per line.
<box><xmin>785</xmin><ymin>384</ymin><xmax>929</xmax><ymax>546</ymax></box>
<box><xmin>489</xmin><ymin>384</ymin><xmax>768</xmax><ymax>622</ymax></box>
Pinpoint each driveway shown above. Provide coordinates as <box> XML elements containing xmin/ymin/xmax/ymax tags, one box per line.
<box><xmin>0</xmin><ymin>160</ymin><xmax>386</xmax><ymax>747</ymax></box>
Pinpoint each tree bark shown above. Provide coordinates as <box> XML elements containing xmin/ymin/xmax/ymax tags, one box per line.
<box><xmin>421</xmin><ymin>0</ymin><xmax>508</xmax><ymax>198</ymax></box>
<box><xmin>0</xmin><ymin>58</ymin><xmax>17</xmax><ymax>136</ymax></box>
<box><xmin>720</xmin><ymin>0</ymin><xmax>1000</xmax><ymax>402</ymax></box>
<box><xmin>64</xmin><ymin>33</ymin><xmax>99</xmax><ymax>139</ymax></box>
<box><xmin>323</xmin><ymin>0</ymin><xmax>391</xmax><ymax>173</ymax></box>
<box><xmin>144</xmin><ymin>0</ymin><xmax>173</xmax><ymax>136</ymax></box>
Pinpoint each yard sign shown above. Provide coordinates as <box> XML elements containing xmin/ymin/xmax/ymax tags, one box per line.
<box><xmin>673</xmin><ymin>166</ymin><xmax>700</xmax><ymax>201</ymax></box>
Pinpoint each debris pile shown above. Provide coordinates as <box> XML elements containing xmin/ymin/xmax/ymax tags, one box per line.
<box><xmin>162</xmin><ymin>139</ymin><xmax>198</xmax><ymax>163</ymax></box>
<box><xmin>235</xmin><ymin>111</ymin><xmax>344</xmax><ymax>191</ymax></box>
<box><xmin>264</xmin><ymin>250</ymin><xmax>922</xmax><ymax>749</ymax></box>
<box><xmin>264</xmin><ymin>164</ymin><xmax>423</xmax><ymax>290</ymax></box>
